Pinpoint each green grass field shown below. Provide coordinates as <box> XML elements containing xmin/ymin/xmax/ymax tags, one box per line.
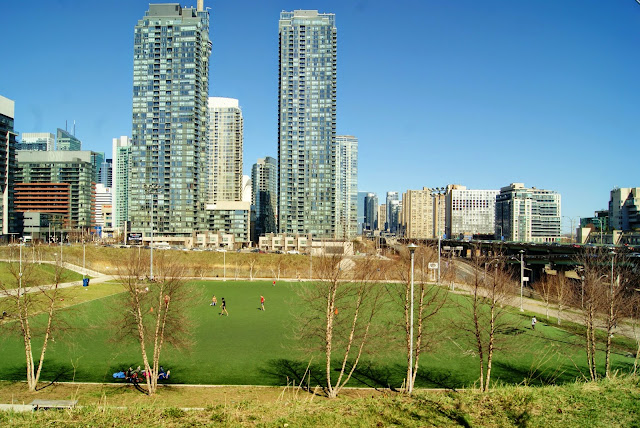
<box><xmin>0</xmin><ymin>280</ymin><xmax>636</xmax><ymax>389</ymax></box>
<box><xmin>0</xmin><ymin>261</ymin><xmax>84</xmax><ymax>289</ymax></box>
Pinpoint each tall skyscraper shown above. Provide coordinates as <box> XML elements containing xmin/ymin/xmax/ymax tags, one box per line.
<box><xmin>386</xmin><ymin>191</ymin><xmax>399</xmax><ymax>233</ymax></box>
<box><xmin>56</xmin><ymin>128</ymin><xmax>82</xmax><ymax>151</ymax></box>
<box><xmin>357</xmin><ymin>191</ymin><xmax>368</xmax><ymax>235</ymax></box>
<box><xmin>0</xmin><ymin>95</ymin><xmax>18</xmax><ymax>240</ymax></box>
<box><xmin>335</xmin><ymin>135</ymin><xmax>358</xmax><ymax>239</ymax></box>
<box><xmin>112</xmin><ymin>136</ymin><xmax>130</xmax><ymax>231</ymax></box>
<box><xmin>364</xmin><ymin>193</ymin><xmax>378</xmax><ymax>232</ymax></box>
<box><xmin>129</xmin><ymin>3</ymin><xmax>211</xmax><ymax>239</ymax></box>
<box><xmin>278</xmin><ymin>10</ymin><xmax>337</xmax><ymax>238</ymax></box>
<box><xmin>252</xmin><ymin>156</ymin><xmax>277</xmax><ymax>239</ymax></box>
<box><xmin>208</xmin><ymin>97</ymin><xmax>243</xmax><ymax>202</ymax></box>
<box><xmin>19</xmin><ymin>133</ymin><xmax>55</xmax><ymax>151</ymax></box>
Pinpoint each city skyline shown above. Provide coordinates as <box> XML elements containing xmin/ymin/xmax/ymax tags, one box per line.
<box><xmin>2</xmin><ymin>1</ymin><xmax>639</xmax><ymax>232</ymax></box>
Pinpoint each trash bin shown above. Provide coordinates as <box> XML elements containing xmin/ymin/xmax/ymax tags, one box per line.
<box><xmin>82</xmin><ymin>278</ymin><xmax>89</xmax><ymax>287</ymax></box>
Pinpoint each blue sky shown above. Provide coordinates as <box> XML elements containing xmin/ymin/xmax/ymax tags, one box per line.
<box><xmin>2</xmin><ymin>0</ymin><xmax>639</xmax><ymax>232</ymax></box>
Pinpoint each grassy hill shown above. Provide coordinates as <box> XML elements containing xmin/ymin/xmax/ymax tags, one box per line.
<box><xmin>0</xmin><ymin>376</ymin><xmax>638</xmax><ymax>427</ymax></box>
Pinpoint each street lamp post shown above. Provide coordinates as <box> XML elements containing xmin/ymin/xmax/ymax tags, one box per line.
<box><xmin>144</xmin><ymin>184</ymin><xmax>159</xmax><ymax>281</ymax></box>
<box><xmin>437</xmin><ymin>236</ymin><xmax>441</xmax><ymax>285</ymax></box>
<box><xmin>407</xmin><ymin>243</ymin><xmax>418</xmax><ymax>394</ymax></box>
<box><xmin>519</xmin><ymin>250</ymin><xmax>525</xmax><ymax>312</ymax></box>
<box><xmin>223</xmin><ymin>249</ymin><xmax>226</xmax><ymax>281</ymax></box>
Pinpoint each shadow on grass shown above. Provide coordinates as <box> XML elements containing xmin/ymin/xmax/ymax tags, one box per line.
<box><xmin>262</xmin><ymin>358</ymin><xmax>326</xmax><ymax>392</ymax></box>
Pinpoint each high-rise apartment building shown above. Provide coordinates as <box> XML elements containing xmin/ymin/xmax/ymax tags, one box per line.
<box><xmin>402</xmin><ymin>188</ymin><xmax>434</xmax><ymax>239</ymax></box>
<box><xmin>56</xmin><ymin>128</ymin><xmax>82</xmax><ymax>151</ymax></box>
<box><xmin>112</xmin><ymin>136</ymin><xmax>130</xmax><ymax>231</ymax></box>
<box><xmin>609</xmin><ymin>187</ymin><xmax>639</xmax><ymax>231</ymax></box>
<box><xmin>386</xmin><ymin>191</ymin><xmax>399</xmax><ymax>233</ymax></box>
<box><xmin>335</xmin><ymin>135</ymin><xmax>358</xmax><ymax>239</ymax></box>
<box><xmin>446</xmin><ymin>185</ymin><xmax>498</xmax><ymax>239</ymax></box>
<box><xmin>19</xmin><ymin>133</ymin><xmax>55</xmax><ymax>151</ymax></box>
<box><xmin>252</xmin><ymin>157</ymin><xmax>277</xmax><ymax>239</ymax></box>
<box><xmin>278</xmin><ymin>10</ymin><xmax>337</xmax><ymax>238</ymax></box>
<box><xmin>129</xmin><ymin>3</ymin><xmax>211</xmax><ymax>239</ymax></box>
<box><xmin>208</xmin><ymin>97</ymin><xmax>243</xmax><ymax>202</ymax></box>
<box><xmin>0</xmin><ymin>95</ymin><xmax>19</xmax><ymax>240</ymax></box>
<box><xmin>378</xmin><ymin>203</ymin><xmax>386</xmax><ymax>233</ymax></box>
<box><xmin>495</xmin><ymin>183</ymin><xmax>561</xmax><ymax>243</ymax></box>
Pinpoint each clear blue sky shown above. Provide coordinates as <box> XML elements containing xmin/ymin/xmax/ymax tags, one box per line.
<box><xmin>2</xmin><ymin>0</ymin><xmax>639</xmax><ymax>232</ymax></box>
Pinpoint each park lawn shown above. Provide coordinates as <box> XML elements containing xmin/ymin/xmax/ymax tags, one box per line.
<box><xmin>0</xmin><ymin>280</ymin><xmax>635</xmax><ymax>388</ymax></box>
<box><xmin>0</xmin><ymin>261</ymin><xmax>84</xmax><ymax>289</ymax></box>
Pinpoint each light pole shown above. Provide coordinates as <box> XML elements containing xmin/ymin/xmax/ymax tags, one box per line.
<box><xmin>519</xmin><ymin>250</ymin><xmax>525</xmax><ymax>312</ymax></box>
<box><xmin>437</xmin><ymin>236</ymin><xmax>441</xmax><ymax>286</ymax></box>
<box><xmin>593</xmin><ymin>218</ymin><xmax>604</xmax><ymax>245</ymax></box>
<box><xmin>144</xmin><ymin>184</ymin><xmax>159</xmax><ymax>281</ymax></box>
<box><xmin>407</xmin><ymin>243</ymin><xmax>418</xmax><ymax>394</ymax></box>
<box><xmin>563</xmin><ymin>216</ymin><xmax>576</xmax><ymax>243</ymax></box>
<box><xmin>223</xmin><ymin>248</ymin><xmax>226</xmax><ymax>281</ymax></box>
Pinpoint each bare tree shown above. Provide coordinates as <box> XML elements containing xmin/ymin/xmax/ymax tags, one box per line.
<box><xmin>0</xmin><ymin>246</ymin><xmax>66</xmax><ymax>391</ymax></box>
<box><xmin>246</xmin><ymin>254</ymin><xmax>258</xmax><ymax>280</ymax></box>
<box><xmin>294</xmin><ymin>254</ymin><xmax>384</xmax><ymax>398</ymax></box>
<box><xmin>552</xmin><ymin>274</ymin><xmax>572</xmax><ymax>326</ymax></box>
<box><xmin>389</xmin><ymin>245</ymin><xmax>447</xmax><ymax>393</ymax></box>
<box><xmin>113</xmin><ymin>250</ymin><xmax>192</xmax><ymax>395</ymax></box>
<box><xmin>453</xmin><ymin>255</ymin><xmax>515</xmax><ymax>392</ymax></box>
<box><xmin>533</xmin><ymin>274</ymin><xmax>554</xmax><ymax>320</ymax></box>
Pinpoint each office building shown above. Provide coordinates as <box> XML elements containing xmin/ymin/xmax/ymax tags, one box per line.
<box><xmin>16</xmin><ymin>150</ymin><xmax>96</xmax><ymax>229</ymax></box>
<box><xmin>19</xmin><ymin>133</ymin><xmax>55</xmax><ymax>151</ymax></box>
<box><xmin>95</xmin><ymin>183</ymin><xmax>113</xmax><ymax>228</ymax></box>
<box><xmin>335</xmin><ymin>135</ymin><xmax>358</xmax><ymax>239</ymax></box>
<box><xmin>356</xmin><ymin>191</ymin><xmax>368</xmax><ymax>235</ymax></box>
<box><xmin>56</xmin><ymin>128</ymin><xmax>82</xmax><ymax>151</ymax></box>
<box><xmin>364</xmin><ymin>193</ymin><xmax>378</xmax><ymax>232</ymax></box>
<box><xmin>99</xmin><ymin>159</ymin><xmax>112</xmax><ymax>187</ymax></box>
<box><xmin>112</xmin><ymin>136</ymin><xmax>130</xmax><ymax>230</ymax></box>
<box><xmin>609</xmin><ymin>187</ymin><xmax>639</xmax><ymax>231</ymax></box>
<box><xmin>386</xmin><ymin>191</ymin><xmax>399</xmax><ymax>233</ymax></box>
<box><xmin>446</xmin><ymin>185</ymin><xmax>498</xmax><ymax>239</ymax></box>
<box><xmin>208</xmin><ymin>97</ymin><xmax>243</xmax><ymax>202</ymax></box>
<box><xmin>495</xmin><ymin>183</ymin><xmax>561</xmax><ymax>243</ymax></box>
<box><xmin>0</xmin><ymin>95</ymin><xmax>19</xmax><ymax>240</ymax></box>
<box><xmin>129</xmin><ymin>2</ymin><xmax>211</xmax><ymax>240</ymax></box>
<box><xmin>278</xmin><ymin>10</ymin><xmax>337</xmax><ymax>238</ymax></box>
<box><xmin>252</xmin><ymin>156</ymin><xmax>277</xmax><ymax>239</ymax></box>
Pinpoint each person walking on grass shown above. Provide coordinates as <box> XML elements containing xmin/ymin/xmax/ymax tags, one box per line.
<box><xmin>260</xmin><ymin>295</ymin><xmax>265</xmax><ymax>311</ymax></box>
<box><xmin>531</xmin><ymin>316</ymin><xmax>537</xmax><ymax>330</ymax></box>
<box><xmin>219</xmin><ymin>297</ymin><xmax>228</xmax><ymax>316</ymax></box>
<box><xmin>210</xmin><ymin>295</ymin><xmax>217</xmax><ymax>306</ymax></box>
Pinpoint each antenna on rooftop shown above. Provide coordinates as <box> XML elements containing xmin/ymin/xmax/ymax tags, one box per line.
<box><xmin>73</xmin><ymin>120</ymin><xmax>76</xmax><ymax>136</ymax></box>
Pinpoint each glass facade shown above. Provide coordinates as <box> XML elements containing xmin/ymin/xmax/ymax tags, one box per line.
<box><xmin>19</xmin><ymin>133</ymin><xmax>55</xmax><ymax>151</ymax></box>
<box><xmin>495</xmin><ymin>183</ymin><xmax>561</xmax><ymax>243</ymax></box>
<box><xmin>16</xmin><ymin>150</ymin><xmax>95</xmax><ymax>228</ymax></box>
<box><xmin>112</xmin><ymin>136</ymin><xmax>130</xmax><ymax>229</ymax></box>
<box><xmin>56</xmin><ymin>128</ymin><xmax>82</xmax><ymax>151</ymax></box>
<box><xmin>278</xmin><ymin>10</ymin><xmax>337</xmax><ymax>238</ymax></box>
<box><xmin>335</xmin><ymin>135</ymin><xmax>358</xmax><ymax>238</ymax></box>
<box><xmin>251</xmin><ymin>156</ymin><xmax>277</xmax><ymax>239</ymax></box>
<box><xmin>130</xmin><ymin>4</ymin><xmax>211</xmax><ymax>237</ymax></box>
<box><xmin>0</xmin><ymin>95</ymin><xmax>19</xmax><ymax>239</ymax></box>
<box><xmin>208</xmin><ymin>97</ymin><xmax>243</xmax><ymax>203</ymax></box>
